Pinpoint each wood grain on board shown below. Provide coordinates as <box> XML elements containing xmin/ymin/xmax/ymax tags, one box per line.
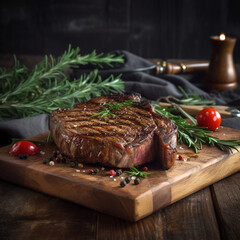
<box><xmin>0</xmin><ymin>126</ymin><xmax>239</xmax><ymax>221</ymax></box>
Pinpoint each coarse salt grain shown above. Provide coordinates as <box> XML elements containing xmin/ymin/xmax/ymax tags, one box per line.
<box><xmin>82</xmin><ymin>170</ymin><xmax>85</xmax><ymax>173</ymax></box>
<box><xmin>183</xmin><ymin>158</ymin><xmax>187</xmax><ymax>162</ymax></box>
<box><xmin>113</xmin><ymin>178</ymin><xmax>117</xmax><ymax>181</ymax></box>
<box><xmin>179</xmin><ymin>146</ymin><xmax>183</xmax><ymax>150</ymax></box>
<box><xmin>76</xmin><ymin>169</ymin><xmax>80</xmax><ymax>173</ymax></box>
<box><xmin>121</xmin><ymin>176</ymin><xmax>125</xmax><ymax>179</ymax></box>
<box><xmin>131</xmin><ymin>176</ymin><xmax>136</xmax><ymax>180</ymax></box>
<box><xmin>110</xmin><ymin>175</ymin><xmax>113</xmax><ymax>178</ymax></box>
<box><xmin>101</xmin><ymin>167</ymin><xmax>105</xmax><ymax>170</ymax></box>
<box><xmin>40</xmin><ymin>151</ymin><xmax>45</xmax><ymax>155</ymax></box>
<box><xmin>49</xmin><ymin>161</ymin><xmax>54</xmax><ymax>166</ymax></box>
<box><xmin>73</xmin><ymin>125</ymin><xmax>77</xmax><ymax>128</ymax></box>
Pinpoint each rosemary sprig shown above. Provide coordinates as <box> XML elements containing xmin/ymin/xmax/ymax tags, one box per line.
<box><xmin>91</xmin><ymin>107</ymin><xmax>118</xmax><ymax>119</ymax></box>
<box><xmin>91</xmin><ymin>100</ymin><xmax>136</xmax><ymax>119</ymax></box>
<box><xmin>0</xmin><ymin>45</ymin><xmax>124</xmax><ymax>119</ymax></box>
<box><xmin>154</xmin><ymin>104</ymin><xmax>240</xmax><ymax>153</ymax></box>
<box><xmin>178</xmin><ymin>86</ymin><xmax>215</xmax><ymax>105</ymax></box>
<box><xmin>124</xmin><ymin>167</ymin><xmax>150</xmax><ymax>178</ymax></box>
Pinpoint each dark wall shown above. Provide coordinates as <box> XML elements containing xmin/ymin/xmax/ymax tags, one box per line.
<box><xmin>1</xmin><ymin>0</ymin><xmax>240</xmax><ymax>62</ymax></box>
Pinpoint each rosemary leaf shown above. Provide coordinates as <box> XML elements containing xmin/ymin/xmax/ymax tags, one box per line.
<box><xmin>178</xmin><ymin>86</ymin><xmax>216</xmax><ymax>105</ymax></box>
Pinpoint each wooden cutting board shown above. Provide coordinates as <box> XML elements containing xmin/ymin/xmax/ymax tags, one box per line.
<box><xmin>0</xmin><ymin>126</ymin><xmax>239</xmax><ymax>222</ymax></box>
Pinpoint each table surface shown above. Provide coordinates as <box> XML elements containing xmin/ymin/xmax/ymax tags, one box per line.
<box><xmin>0</xmin><ymin>173</ymin><xmax>239</xmax><ymax>240</ymax></box>
<box><xmin>0</xmin><ymin>55</ymin><xmax>240</xmax><ymax>240</ymax></box>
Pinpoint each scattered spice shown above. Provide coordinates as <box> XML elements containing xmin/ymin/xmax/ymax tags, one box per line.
<box><xmin>49</xmin><ymin>161</ymin><xmax>55</xmax><ymax>166</ymax></box>
<box><xmin>134</xmin><ymin>178</ymin><xmax>140</xmax><ymax>185</ymax></box>
<box><xmin>109</xmin><ymin>170</ymin><xmax>116</xmax><ymax>176</ymax></box>
<box><xmin>78</xmin><ymin>163</ymin><xmax>84</xmax><ymax>168</ymax></box>
<box><xmin>142</xmin><ymin>166</ymin><xmax>148</xmax><ymax>171</ymax></box>
<box><xmin>53</xmin><ymin>152</ymin><xmax>58</xmax><ymax>158</ymax></box>
<box><xmin>116</xmin><ymin>169</ymin><xmax>122</xmax><ymax>176</ymax></box>
<box><xmin>125</xmin><ymin>177</ymin><xmax>131</xmax><ymax>183</ymax></box>
<box><xmin>70</xmin><ymin>161</ymin><xmax>76</xmax><ymax>168</ymax></box>
<box><xmin>120</xmin><ymin>180</ymin><xmax>127</xmax><ymax>187</ymax></box>
<box><xmin>55</xmin><ymin>157</ymin><xmax>61</xmax><ymax>163</ymax></box>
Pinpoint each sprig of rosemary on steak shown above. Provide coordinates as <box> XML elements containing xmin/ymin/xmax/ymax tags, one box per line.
<box><xmin>0</xmin><ymin>45</ymin><xmax>124</xmax><ymax>119</ymax></box>
<box><xmin>153</xmin><ymin>104</ymin><xmax>240</xmax><ymax>153</ymax></box>
<box><xmin>91</xmin><ymin>100</ymin><xmax>136</xmax><ymax>119</ymax></box>
<box><xmin>124</xmin><ymin>167</ymin><xmax>150</xmax><ymax>178</ymax></box>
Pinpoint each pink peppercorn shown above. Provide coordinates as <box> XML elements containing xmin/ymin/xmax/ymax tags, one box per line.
<box><xmin>143</xmin><ymin>166</ymin><xmax>148</xmax><ymax>171</ymax></box>
<box><xmin>55</xmin><ymin>157</ymin><xmax>61</xmax><ymax>163</ymax></box>
<box><xmin>109</xmin><ymin>170</ymin><xmax>116</xmax><ymax>175</ymax></box>
<box><xmin>89</xmin><ymin>169</ymin><xmax>94</xmax><ymax>174</ymax></box>
<box><xmin>178</xmin><ymin>155</ymin><xmax>183</xmax><ymax>160</ymax></box>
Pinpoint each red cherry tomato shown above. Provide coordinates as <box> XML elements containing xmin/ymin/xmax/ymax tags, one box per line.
<box><xmin>197</xmin><ymin>108</ymin><xmax>221</xmax><ymax>131</ymax></box>
<box><xmin>9</xmin><ymin>141</ymin><xmax>40</xmax><ymax>156</ymax></box>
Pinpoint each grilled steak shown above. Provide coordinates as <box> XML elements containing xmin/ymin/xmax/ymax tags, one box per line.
<box><xmin>50</xmin><ymin>94</ymin><xmax>178</xmax><ymax>169</ymax></box>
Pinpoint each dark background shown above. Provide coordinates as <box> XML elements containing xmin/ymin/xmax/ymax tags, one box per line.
<box><xmin>0</xmin><ymin>0</ymin><xmax>240</xmax><ymax>62</ymax></box>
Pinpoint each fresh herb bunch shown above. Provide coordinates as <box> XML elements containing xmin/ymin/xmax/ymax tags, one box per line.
<box><xmin>0</xmin><ymin>45</ymin><xmax>124</xmax><ymax>119</ymax></box>
<box><xmin>154</xmin><ymin>104</ymin><xmax>240</xmax><ymax>153</ymax></box>
<box><xmin>124</xmin><ymin>167</ymin><xmax>150</xmax><ymax>178</ymax></box>
<box><xmin>91</xmin><ymin>100</ymin><xmax>136</xmax><ymax>119</ymax></box>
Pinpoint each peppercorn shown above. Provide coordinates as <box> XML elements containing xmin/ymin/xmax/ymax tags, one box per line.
<box><xmin>143</xmin><ymin>166</ymin><xmax>148</xmax><ymax>171</ymax></box>
<box><xmin>42</xmin><ymin>159</ymin><xmax>47</xmax><ymax>164</ymax></box>
<box><xmin>18</xmin><ymin>154</ymin><xmax>28</xmax><ymax>159</ymax></box>
<box><xmin>70</xmin><ymin>161</ymin><xmax>76</xmax><ymax>168</ymax></box>
<box><xmin>53</xmin><ymin>152</ymin><xmax>58</xmax><ymax>158</ymax></box>
<box><xmin>134</xmin><ymin>178</ymin><xmax>140</xmax><ymax>185</ymax></box>
<box><xmin>49</xmin><ymin>156</ymin><xmax>54</xmax><ymax>162</ymax></box>
<box><xmin>94</xmin><ymin>168</ymin><xmax>99</xmax><ymax>174</ymax></box>
<box><xmin>120</xmin><ymin>180</ymin><xmax>127</xmax><ymax>187</ymax></box>
<box><xmin>109</xmin><ymin>169</ymin><xmax>116</xmax><ymax>176</ymax></box>
<box><xmin>116</xmin><ymin>169</ymin><xmax>122</xmax><ymax>176</ymax></box>
<box><xmin>178</xmin><ymin>155</ymin><xmax>183</xmax><ymax>160</ymax></box>
<box><xmin>61</xmin><ymin>157</ymin><xmax>67</xmax><ymax>163</ymax></box>
<box><xmin>55</xmin><ymin>157</ymin><xmax>61</xmax><ymax>163</ymax></box>
<box><xmin>125</xmin><ymin>176</ymin><xmax>131</xmax><ymax>183</ymax></box>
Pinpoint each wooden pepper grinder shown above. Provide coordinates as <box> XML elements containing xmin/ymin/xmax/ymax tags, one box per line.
<box><xmin>206</xmin><ymin>34</ymin><xmax>238</xmax><ymax>92</ymax></box>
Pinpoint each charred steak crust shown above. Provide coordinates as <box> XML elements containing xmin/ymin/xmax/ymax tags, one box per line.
<box><xmin>50</xmin><ymin>94</ymin><xmax>178</xmax><ymax>168</ymax></box>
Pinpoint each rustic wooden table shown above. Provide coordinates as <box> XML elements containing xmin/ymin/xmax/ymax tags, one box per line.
<box><xmin>0</xmin><ymin>55</ymin><xmax>239</xmax><ymax>240</ymax></box>
<box><xmin>0</xmin><ymin>172</ymin><xmax>239</xmax><ymax>239</ymax></box>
